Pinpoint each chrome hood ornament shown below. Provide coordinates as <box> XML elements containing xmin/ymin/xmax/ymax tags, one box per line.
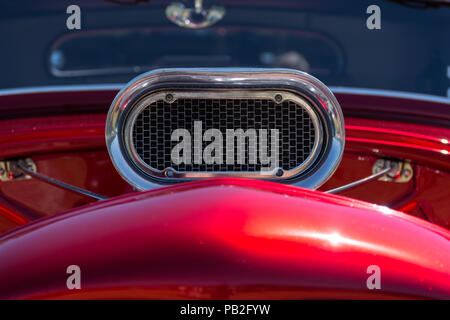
<box><xmin>166</xmin><ymin>0</ymin><xmax>226</xmax><ymax>29</ymax></box>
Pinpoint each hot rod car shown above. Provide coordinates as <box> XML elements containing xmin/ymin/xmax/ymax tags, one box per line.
<box><xmin>0</xmin><ymin>0</ymin><xmax>449</xmax><ymax>300</ymax></box>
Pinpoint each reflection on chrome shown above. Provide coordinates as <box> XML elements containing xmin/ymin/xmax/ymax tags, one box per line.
<box><xmin>165</xmin><ymin>0</ymin><xmax>226</xmax><ymax>29</ymax></box>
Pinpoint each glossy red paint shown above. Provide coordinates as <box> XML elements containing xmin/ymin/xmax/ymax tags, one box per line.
<box><xmin>0</xmin><ymin>114</ymin><xmax>106</xmax><ymax>159</ymax></box>
<box><xmin>1</xmin><ymin>110</ymin><xmax>449</xmax><ymax>231</ymax></box>
<box><xmin>333</xmin><ymin>91</ymin><xmax>450</xmax><ymax>127</ymax></box>
<box><xmin>0</xmin><ymin>178</ymin><xmax>449</xmax><ymax>299</ymax></box>
<box><xmin>0</xmin><ymin>90</ymin><xmax>116</xmax><ymax>119</ymax></box>
<box><xmin>0</xmin><ymin>189</ymin><xmax>42</xmax><ymax>232</ymax></box>
<box><xmin>0</xmin><ymin>205</ymin><xmax>26</xmax><ymax>225</ymax></box>
<box><xmin>344</xmin><ymin>118</ymin><xmax>450</xmax><ymax>170</ymax></box>
<box><xmin>0</xmin><ymin>151</ymin><xmax>133</xmax><ymax>218</ymax></box>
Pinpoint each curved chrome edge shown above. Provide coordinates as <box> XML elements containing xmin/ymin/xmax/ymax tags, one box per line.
<box><xmin>106</xmin><ymin>68</ymin><xmax>345</xmax><ymax>190</ymax></box>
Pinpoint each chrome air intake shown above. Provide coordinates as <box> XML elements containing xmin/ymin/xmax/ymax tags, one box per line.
<box><xmin>131</xmin><ymin>94</ymin><xmax>319</xmax><ymax>174</ymax></box>
<box><xmin>106</xmin><ymin>68</ymin><xmax>344</xmax><ymax>190</ymax></box>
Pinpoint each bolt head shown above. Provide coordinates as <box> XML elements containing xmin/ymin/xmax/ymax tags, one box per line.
<box><xmin>166</xmin><ymin>170</ymin><xmax>174</xmax><ymax>177</ymax></box>
<box><xmin>165</xmin><ymin>93</ymin><xmax>174</xmax><ymax>102</ymax></box>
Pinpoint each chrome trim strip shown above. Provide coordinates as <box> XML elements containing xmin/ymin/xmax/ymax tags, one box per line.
<box><xmin>330</xmin><ymin>87</ymin><xmax>450</xmax><ymax>105</ymax></box>
<box><xmin>0</xmin><ymin>84</ymin><xmax>448</xmax><ymax>105</ymax></box>
<box><xmin>17</xmin><ymin>160</ymin><xmax>108</xmax><ymax>201</ymax></box>
<box><xmin>0</xmin><ymin>84</ymin><xmax>124</xmax><ymax>96</ymax></box>
<box><xmin>106</xmin><ymin>68</ymin><xmax>345</xmax><ymax>190</ymax></box>
<box><xmin>123</xmin><ymin>90</ymin><xmax>323</xmax><ymax>180</ymax></box>
<box><xmin>325</xmin><ymin>167</ymin><xmax>392</xmax><ymax>194</ymax></box>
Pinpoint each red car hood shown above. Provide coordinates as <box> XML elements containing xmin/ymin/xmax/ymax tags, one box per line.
<box><xmin>0</xmin><ymin>178</ymin><xmax>449</xmax><ymax>299</ymax></box>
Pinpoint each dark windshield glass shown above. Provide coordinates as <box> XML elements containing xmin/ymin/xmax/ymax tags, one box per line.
<box><xmin>0</xmin><ymin>0</ymin><xmax>449</xmax><ymax>97</ymax></box>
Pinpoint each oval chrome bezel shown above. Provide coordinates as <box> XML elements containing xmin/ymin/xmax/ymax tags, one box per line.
<box><xmin>106</xmin><ymin>68</ymin><xmax>345</xmax><ymax>190</ymax></box>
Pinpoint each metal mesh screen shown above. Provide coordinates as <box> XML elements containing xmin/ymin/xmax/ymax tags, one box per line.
<box><xmin>132</xmin><ymin>98</ymin><xmax>316</xmax><ymax>172</ymax></box>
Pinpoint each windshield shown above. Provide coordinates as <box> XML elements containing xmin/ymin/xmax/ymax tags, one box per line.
<box><xmin>1</xmin><ymin>0</ymin><xmax>449</xmax><ymax>98</ymax></box>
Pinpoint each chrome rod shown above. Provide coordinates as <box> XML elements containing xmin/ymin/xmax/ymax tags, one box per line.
<box><xmin>17</xmin><ymin>161</ymin><xmax>108</xmax><ymax>201</ymax></box>
<box><xmin>325</xmin><ymin>167</ymin><xmax>392</xmax><ymax>194</ymax></box>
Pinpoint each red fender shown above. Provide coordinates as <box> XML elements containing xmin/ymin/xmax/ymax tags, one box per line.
<box><xmin>0</xmin><ymin>178</ymin><xmax>449</xmax><ymax>299</ymax></box>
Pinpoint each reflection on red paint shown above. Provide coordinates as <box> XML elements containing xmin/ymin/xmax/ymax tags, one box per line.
<box><xmin>347</xmin><ymin>137</ymin><xmax>449</xmax><ymax>155</ymax></box>
<box><xmin>346</xmin><ymin>125</ymin><xmax>449</xmax><ymax>143</ymax></box>
<box><xmin>0</xmin><ymin>206</ymin><xmax>27</xmax><ymax>225</ymax></box>
<box><xmin>1</xmin><ymin>179</ymin><xmax>449</xmax><ymax>299</ymax></box>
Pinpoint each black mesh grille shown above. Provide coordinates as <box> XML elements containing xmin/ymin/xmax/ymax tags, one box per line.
<box><xmin>132</xmin><ymin>98</ymin><xmax>316</xmax><ymax>172</ymax></box>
